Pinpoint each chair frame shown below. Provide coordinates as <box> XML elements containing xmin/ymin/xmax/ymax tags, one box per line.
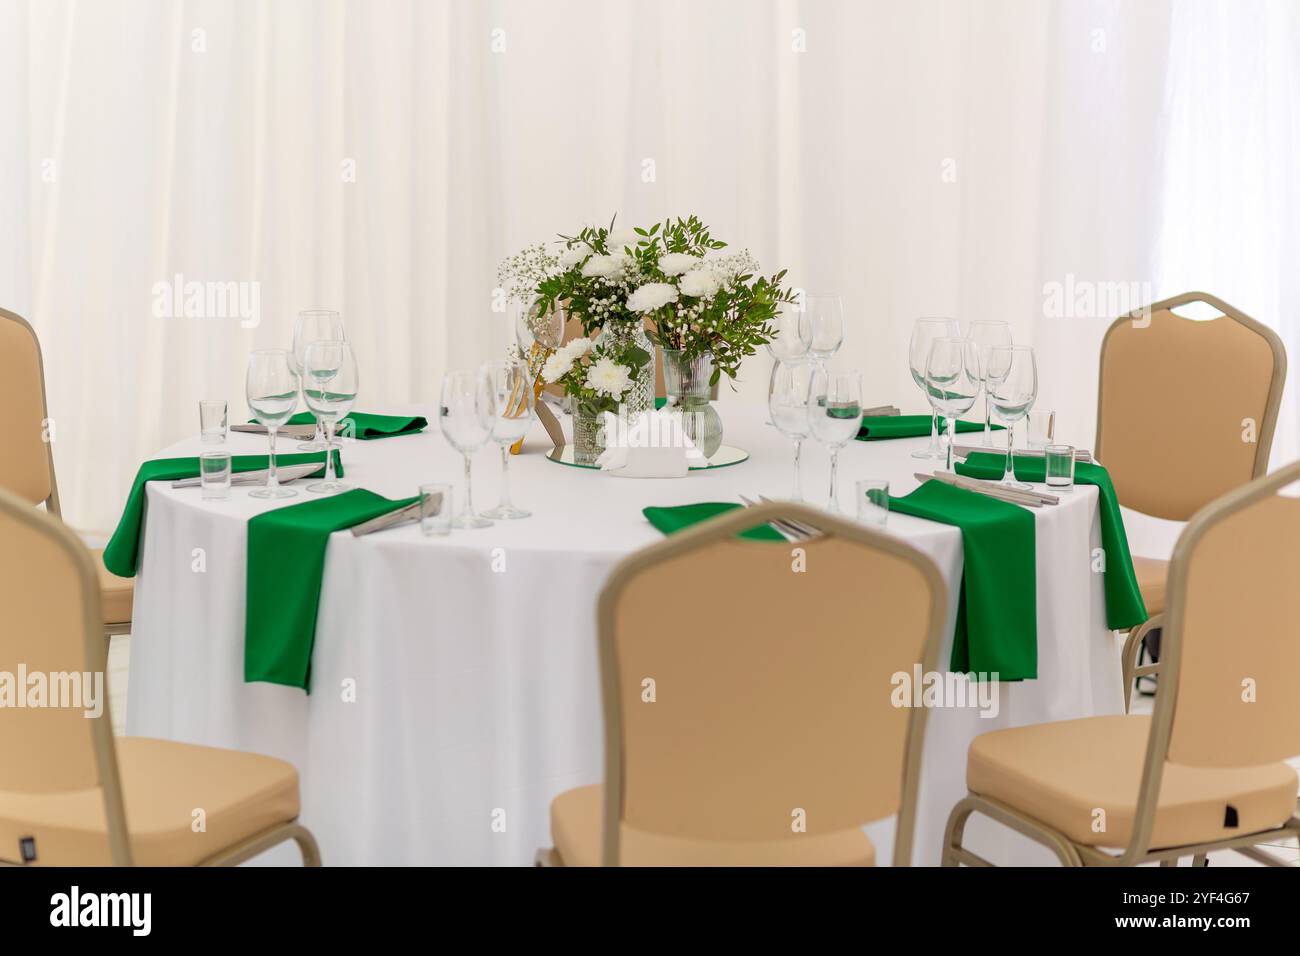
<box><xmin>942</xmin><ymin>461</ymin><xmax>1300</xmax><ymax>867</ymax></box>
<box><xmin>0</xmin><ymin>487</ymin><xmax>319</xmax><ymax>867</ymax></box>
<box><xmin>1095</xmin><ymin>292</ymin><xmax>1287</xmax><ymax>709</ymax></box>
<box><xmin>538</xmin><ymin>501</ymin><xmax>947</xmax><ymax>867</ymax></box>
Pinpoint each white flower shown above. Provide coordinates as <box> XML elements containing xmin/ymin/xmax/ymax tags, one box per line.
<box><xmin>562</xmin><ymin>336</ymin><xmax>592</xmax><ymax>359</ymax></box>
<box><xmin>605</xmin><ymin>229</ymin><xmax>640</xmax><ymax>252</ymax></box>
<box><xmin>626</xmin><ymin>282</ymin><xmax>680</xmax><ymax>313</ymax></box>
<box><xmin>581</xmin><ymin>254</ymin><xmax>626</xmax><ymax>278</ymax></box>
<box><xmin>585</xmin><ymin>357</ymin><xmax>632</xmax><ymax>398</ymax></box>
<box><xmin>541</xmin><ymin>351</ymin><xmax>574</xmax><ymax>384</ymax></box>
<box><xmin>679</xmin><ymin>268</ymin><xmax>721</xmax><ymax>298</ymax></box>
<box><xmin>658</xmin><ymin>252</ymin><xmax>700</xmax><ymax>276</ymax></box>
<box><xmin>558</xmin><ymin>245</ymin><xmax>588</xmax><ymax>268</ymax></box>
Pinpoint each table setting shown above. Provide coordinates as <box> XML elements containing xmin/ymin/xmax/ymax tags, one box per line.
<box><xmin>117</xmin><ymin>214</ymin><xmax>1146</xmax><ymax>866</ymax></box>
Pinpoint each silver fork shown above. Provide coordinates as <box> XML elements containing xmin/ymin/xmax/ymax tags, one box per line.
<box><xmin>738</xmin><ymin>495</ymin><xmax>813</xmax><ymax>541</ymax></box>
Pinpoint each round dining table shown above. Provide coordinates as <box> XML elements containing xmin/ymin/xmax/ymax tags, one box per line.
<box><xmin>126</xmin><ymin>401</ymin><xmax>1125</xmax><ymax>866</ymax></box>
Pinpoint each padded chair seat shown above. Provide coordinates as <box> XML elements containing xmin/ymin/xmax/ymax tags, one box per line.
<box><xmin>550</xmin><ymin>784</ymin><xmax>876</xmax><ymax>866</ymax></box>
<box><xmin>1131</xmin><ymin>556</ymin><xmax>1167</xmax><ymax>616</ymax></box>
<box><xmin>967</xmin><ymin>715</ymin><xmax>1298</xmax><ymax>849</ymax></box>
<box><xmin>92</xmin><ymin>548</ymin><xmax>133</xmax><ymax>627</ymax></box>
<box><xmin>0</xmin><ymin>737</ymin><xmax>300</xmax><ymax>866</ymax></box>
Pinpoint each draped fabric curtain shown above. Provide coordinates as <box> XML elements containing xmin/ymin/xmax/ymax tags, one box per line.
<box><xmin>0</xmin><ymin>0</ymin><xmax>1294</xmax><ymax>532</ymax></box>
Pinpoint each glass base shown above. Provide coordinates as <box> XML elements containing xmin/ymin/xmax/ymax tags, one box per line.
<box><xmin>454</xmin><ymin>513</ymin><xmax>493</xmax><ymax>529</ymax></box>
<box><xmin>483</xmin><ymin>505</ymin><xmax>530</xmax><ymax>519</ymax></box>
<box><xmin>979</xmin><ymin>433</ymin><xmax>995</xmax><ymax>447</ymax></box>
<box><xmin>249</xmin><ymin>486</ymin><xmax>298</xmax><ymax>499</ymax></box>
<box><xmin>1004</xmin><ymin>480</ymin><xmax>1033</xmax><ymax>492</ymax></box>
<box><xmin>297</xmin><ymin>439</ymin><xmax>329</xmax><ymax>451</ymax></box>
<box><xmin>911</xmin><ymin>447</ymin><xmax>944</xmax><ymax>459</ymax></box>
<box><xmin>307</xmin><ymin>480</ymin><xmax>350</xmax><ymax>494</ymax></box>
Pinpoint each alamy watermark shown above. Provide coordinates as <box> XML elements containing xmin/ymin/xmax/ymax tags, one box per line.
<box><xmin>151</xmin><ymin>273</ymin><xmax>260</xmax><ymax>328</ymax></box>
<box><xmin>891</xmin><ymin>664</ymin><xmax>1000</xmax><ymax>719</ymax></box>
<box><xmin>1042</xmin><ymin>274</ymin><xmax>1153</xmax><ymax>325</ymax></box>
<box><xmin>0</xmin><ymin>665</ymin><xmax>103</xmax><ymax>718</ymax></box>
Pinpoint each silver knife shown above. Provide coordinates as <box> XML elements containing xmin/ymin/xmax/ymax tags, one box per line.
<box><xmin>230</xmin><ymin>424</ymin><xmax>319</xmax><ymax>440</ymax></box>
<box><xmin>171</xmin><ymin>461</ymin><xmax>325</xmax><ymax>489</ymax></box>
<box><xmin>351</xmin><ymin>499</ymin><xmax>429</xmax><ymax>536</ymax></box>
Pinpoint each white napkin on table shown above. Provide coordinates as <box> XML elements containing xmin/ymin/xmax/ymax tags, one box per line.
<box><xmin>593</xmin><ymin>409</ymin><xmax>705</xmax><ymax>478</ymax></box>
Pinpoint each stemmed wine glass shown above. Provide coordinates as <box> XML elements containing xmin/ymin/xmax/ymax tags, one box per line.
<box><xmin>481</xmin><ymin>359</ymin><xmax>535</xmax><ymax>519</ymax></box>
<box><xmin>292</xmin><ymin>310</ymin><xmax>346</xmax><ymax>450</ymax></box>
<box><xmin>515</xmin><ymin>300</ymin><xmax>565</xmax><ymax>358</ymax></box>
<box><xmin>302</xmin><ymin>340</ymin><xmax>358</xmax><ymax>494</ymax></box>
<box><xmin>908</xmin><ymin>317</ymin><xmax>961</xmax><ymax>459</ymax></box>
<box><xmin>967</xmin><ymin>320</ymin><xmax>1013</xmax><ymax>447</ymax></box>
<box><xmin>987</xmin><ymin>345</ymin><xmax>1038</xmax><ymax>491</ymax></box>
<box><xmin>807</xmin><ymin>368</ymin><xmax>864</xmax><ymax>512</ymax></box>
<box><xmin>768</xmin><ymin>360</ymin><xmax>816</xmax><ymax>501</ymax></box>
<box><xmin>439</xmin><ymin>369</ymin><xmax>495</xmax><ymax>529</ymax></box>
<box><xmin>923</xmin><ymin>338</ymin><xmax>981</xmax><ymax>472</ymax></box>
<box><xmin>804</xmin><ymin>294</ymin><xmax>845</xmax><ymax>364</ymax></box>
<box><xmin>245</xmin><ymin>349</ymin><xmax>300</xmax><ymax>499</ymax></box>
<box><xmin>765</xmin><ymin>301</ymin><xmax>812</xmax><ymax>361</ymax></box>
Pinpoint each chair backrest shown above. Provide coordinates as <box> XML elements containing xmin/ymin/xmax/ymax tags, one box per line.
<box><xmin>1095</xmin><ymin>292</ymin><xmax>1285</xmax><ymax>521</ymax></box>
<box><xmin>0</xmin><ymin>308</ymin><xmax>60</xmax><ymax>513</ymax></box>
<box><xmin>596</xmin><ymin>502</ymin><xmax>946</xmax><ymax>866</ymax></box>
<box><xmin>0</xmin><ymin>486</ymin><xmax>129</xmax><ymax>864</ymax></box>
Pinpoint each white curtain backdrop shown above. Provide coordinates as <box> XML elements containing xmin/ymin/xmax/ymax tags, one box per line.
<box><xmin>0</xmin><ymin>0</ymin><xmax>1295</xmax><ymax>533</ymax></box>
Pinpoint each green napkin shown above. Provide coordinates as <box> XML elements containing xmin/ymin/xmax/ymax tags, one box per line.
<box><xmin>244</xmin><ymin>489</ymin><xmax>419</xmax><ymax>691</ymax></box>
<box><xmin>102</xmin><ymin>451</ymin><xmax>343</xmax><ymax>578</ymax></box>
<box><xmin>285</xmin><ymin>411</ymin><xmax>427</xmax><ymax>440</ymax></box>
<box><xmin>890</xmin><ymin>480</ymin><xmax>1037</xmax><ymax>680</ymax></box>
<box><xmin>955</xmin><ymin>452</ymin><xmax>1148</xmax><ymax>630</ymax></box>
<box><xmin>858</xmin><ymin>415</ymin><xmax>1000</xmax><ymax>441</ymax></box>
<box><xmin>643</xmin><ymin>502</ymin><xmax>787</xmax><ymax>542</ymax></box>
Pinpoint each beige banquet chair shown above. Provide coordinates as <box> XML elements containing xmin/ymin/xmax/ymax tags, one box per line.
<box><xmin>1095</xmin><ymin>292</ymin><xmax>1286</xmax><ymax>706</ymax></box>
<box><xmin>942</xmin><ymin>460</ymin><xmax>1300</xmax><ymax>867</ymax></box>
<box><xmin>536</xmin><ymin>502</ymin><xmax>946</xmax><ymax>866</ymax></box>
<box><xmin>0</xmin><ymin>306</ymin><xmax>133</xmax><ymax>639</ymax></box>
<box><xmin>0</xmin><ymin>486</ymin><xmax>320</xmax><ymax>866</ymax></box>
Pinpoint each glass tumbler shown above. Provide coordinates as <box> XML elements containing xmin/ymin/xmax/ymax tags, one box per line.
<box><xmin>856</xmin><ymin>479</ymin><xmax>890</xmax><ymax>526</ymax></box>
<box><xmin>200</xmin><ymin>451</ymin><xmax>232</xmax><ymax>500</ymax></box>
<box><xmin>1026</xmin><ymin>409</ymin><xmax>1055</xmax><ymax>449</ymax></box>
<box><xmin>200</xmin><ymin>400</ymin><xmax>228</xmax><ymax>444</ymax></box>
<box><xmin>420</xmin><ymin>483</ymin><xmax>453</xmax><ymax>536</ymax></box>
<box><xmin>1045</xmin><ymin>444</ymin><xmax>1075</xmax><ymax>490</ymax></box>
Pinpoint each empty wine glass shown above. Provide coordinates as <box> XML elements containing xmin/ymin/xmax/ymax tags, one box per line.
<box><xmin>987</xmin><ymin>345</ymin><xmax>1038</xmax><ymax>491</ymax></box>
<box><xmin>765</xmin><ymin>301</ymin><xmax>812</xmax><ymax>361</ymax></box>
<box><xmin>515</xmin><ymin>300</ymin><xmax>565</xmax><ymax>357</ymax></box>
<box><xmin>967</xmin><ymin>320</ymin><xmax>1013</xmax><ymax>446</ymax></box>
<box><xmin>439</xmin><ymin>369</ymin><xmax>494</xmax><ymax>529</ymax></box>
<box><xmin>245</xmin><ymin>349</ymin><xmax>300</xmax><ymax>499</ymax></box>
<box><xmin>807</xmin><ymin>368</ymin><xmax>863</xmax><ymax>512</ymax></box>
<box><xmin>908</xmin><ymin>316</ymin><xmax>961</xmax><ymax>459</ymax></box>
<box><xmin>481</xmin><ymin>359</ymin><xmax>534</xmax><ymax>519</ymax></box>
<box><xmin>805</xmin><ymin>294</ymin><xmax>845</xmax><ymax>363</ymax></box>
<box><xmin>302</xmin><ymin>340</ymin><xmax>358</xmax><ymax>494</ymax></box>
<box><xmin>768</xmin><ymin>360</ymin><xmax>816</xmax><ymax>501</ymax></box>
<box><xmin>924</xmin><ymin>338</ymin><xmax>981</xmax><ymax>472</ymax></box>
<box><xmin>292</xmin><ymin>309</ymin><xmax>346</xmax><ymax>450</ymax></box>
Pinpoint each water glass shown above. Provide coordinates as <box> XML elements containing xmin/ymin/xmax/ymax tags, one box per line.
<box><xmin>1045</xmin><ymin>444</ymin><xmax>1076</xmax><ymax>490</ymax></box>
<box><xmin>420</xmin><ymin>482</ymin><xmax>453</xmax><ymax>536</ymax></box>
<box><xmin>856</xmin><ymin>479</ymin><xmax>890</xmax><ymax>526</ymax></box>
<box><xmin>200</xmin><ymin>451</ymin><xmax>232</xmax><ymax>500</ymax></box>
<box><xmin>1027</xmin><ymin>409</ymin><xmax>1055</xmax><ymax>449</ymax></box>
<box><xmin>199</xmin><ymin>400</ymin><xmax>228</xmax><ymax>444</ymax></box>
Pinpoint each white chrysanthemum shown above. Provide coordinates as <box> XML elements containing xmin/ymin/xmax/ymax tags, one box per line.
<box><xmin>562</xmin><ymin>336</ymin><xmax>592</xmax><ymax>359</ymax></box>
<box><xmin>679</xmin><ymin>268</ymin><xmax>721</xmax><ymax>298</ymax></box>
<box><xmin>585</xmin><ymin>357</ymin><xmax>632</xmax><ymax>398</ymax></box>
<box><xmin>541</xmin><ymin>351</ymin><xmax>574</xmax><ymax>384</ymax></box>
<box><xmin>581</xmin><ymin>254</ymin><xmax>625</xmax><ymax>278</ymax></box>
<box><xmin>558</xmin><ymin>245</ymin><xmax>588</xmax><ymax>268</ymax></box>
<box><xmin>605</xmin><ymin>229</ymin><xmax>640</xmax><ymax>252</ymax></box>
<box><xmin>658</xmin><ymin>252</ymin><xmax>700</xmax><ymax>276</ymax></box>
<box><xmin>626</xmin><ymin>282</ymin><xmax>680</xmax><ymax>313</ymax></box>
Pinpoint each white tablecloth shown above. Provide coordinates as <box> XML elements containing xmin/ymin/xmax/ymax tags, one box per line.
<box><xmin>126</xmin><ymin>404</ymin><xmax>1123</xmax><ymax>865</ymax></box>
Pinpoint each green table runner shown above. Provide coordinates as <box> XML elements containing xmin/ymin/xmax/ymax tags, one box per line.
<box><xmin>858</xmin><ymin>415</ymin><xmax>1000</xmax><ymax>441</ymax></box>
<box><xmin>643</xmin><ymin>502</ymin><xmax>787</xmax><ymax>542</ymax></box>
<box><xmin>284</xmin><ymin>411</ymin><xmax>427</xmax><ymax>440</ymax></box>
<box><xmin>245</xmin><ymin>489</ymin><xmax>419</xmax><ymax>691</ymax></box>
<box><xmin>955</xmin><ymin>452</ymin><xmax>1147</xmax><ymax>630</ymax></box>
<box><xmin>102</xmin><ymin>451</ymin><xmax>342</xmax><ymax>578</ymax></box>
<box><xmin>890</xmin><ymin>480</ymin><xmax>1037</xmax><ymax>680</ymax></box>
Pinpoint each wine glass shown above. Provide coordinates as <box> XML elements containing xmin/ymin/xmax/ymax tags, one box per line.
<box><xmin>967</xmin><ymin>320</ymin><xmax>1013</xmax><ymax>446</ymax></box>
<box><xmin>804</xmin><ymin>294</ymin><xmax>845</xmax><ymax>363</ymax></box>
<box><xmin>481</xmin><ymin>359</ymin><xmax>535</xmax><ymax>519</ymax></box>
<box><xmin>765</xmin><ymin>301</ymin><xmax>812</xmax><ymax>361</ymax></box>
<box><xmin>923</xmin><ymin>338</ymin><xmax>981</xmax><ymax>472</ymax></box>
<box><xmin>245</xmin><ymin>349</ymin><xmax>300</xmax><ymax>499</ymax></box>
<box><xmin>768</xmin><ymin>360</ymin><xmax>816</xmax><ymax>502</ymax></box>
<box><xmin>515</xmin><ymin>300</ymin><xmax>565</xmax><ymax>357</ymax></box>
<box><xmin>987</xmin><ymin>345</ymin><xmax>1039</xmax><ymax>491</ymax></box>
<box><xmin>807</xmin><ymin>367</ymin><xmax>863</xmax><ymax>512</ymax></box>
<box><xmin>302</xmin><ymin>340</ymin><xmax>358</xmax><ymax>494</ymax></box>
<box><xmin>908</xmin><ymin>317</ymin><xmax>961</xmax><ymax>459</ymax></box>
<box><xmin>439</xmin><ymin>369</ymin><xmax>494</xmax><ymax>528</ymax></box>
<box><xmin>292</xmin><ymin>309</ymin><xmax>346</xmax><ymax>450</ymax></box>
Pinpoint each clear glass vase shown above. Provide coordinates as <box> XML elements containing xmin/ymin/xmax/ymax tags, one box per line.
<box><xmin>573</xmin><ymin>403</ymin><xmax>606</xmax><ymax>466</ymax></box>
<box><xmin>663</xmin><ymin>349</ymin><xmax>723</xmax><ymax>459</ymax></box>
<box><xmin>596</xmin><ymin>320</ymin><xmax>655</xmax><ymax>420</ymax></box>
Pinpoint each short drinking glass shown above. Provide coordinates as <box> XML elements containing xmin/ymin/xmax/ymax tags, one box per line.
<box><xmin>199</xmin><ymin>400</ymin><xmax>228</xmax><ymax>444</ymax></box>
<box><xmin>856</xmin><ymin>479</ymin><xmax>890</xmax><ymax>526</ymax></box>
<box><xmin>200</xmin><ymin>451</ymin><xmax>231</xmax><ymax>500</ymax></box>
<box><xmin>1027</xmin><ymin>410</ymin><xmax>1055</xmax><ymax>449</ymax></box>
<box><xmin>1045</xmin><ymin>444</ymin><xmax>1075</xmax><ymax>490</ymax></box>
<box><xmin>419</xmin><ymin>483</ymin><xmax>453</xmax><ymax>536</ymax></box>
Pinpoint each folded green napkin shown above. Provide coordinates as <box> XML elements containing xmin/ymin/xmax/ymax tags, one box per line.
<box><xmin>890</xmin><ymin>480</ymin><xmax>1037</xmax><ymax>680</ymax></box>
<box><xmin>954</xmin><ymin>452</ymin><xmax>1148</xmax><ymax>630</ymax></box>
<box><xmin>858</xmin><ymin>415</ymin><xmax>1000</xmax><ymax>441</ymax></box>
<box><xmin>101</xmin><ymin>451</ymin><xmax>343</xmax><ymax>578</ymax></box>
<box><xmin>245</xmin><ymin>489</ymin><xmax>419</xmax><ymax>691</ymax></box>
<box><xmin>643</xmin><ymin>502</ymin><xmax>787</xmax><ymax>541</ymax></box>
<box><xmin>285</xmin><ymin>411</ymin><xmax>428</xmax><ymax>440</ymax></box>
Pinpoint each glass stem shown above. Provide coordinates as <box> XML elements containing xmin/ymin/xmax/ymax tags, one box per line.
<box><xmin>943</xmin><ymin>418</ymin><xmax>953</xmax><ymax>472</ymax></box>
<box><xmin>266</xmin><ymin>426</ymin><xmax>280</xmax><ymax>491</ymax></box>
<box><xmin>324</xmin><ymin>420</ymin><xmax>337</xmax><ymax>482</ymax></box>
<box><xmin>1003</xmin><ymin>419</ymin><xmax>1015</xmax><ymax>484</ymax></box>
<box><xmin>983</xmin><ymin>395</ymin><xmax>993</xmax><ymax>444</ymax></box>
<box><xmin>828</xmin><ymin>448</ymin><xmax>839</xmax><ymax>510</ymax></box>
<box><xmin>499</xmin><ymin>444</ymin><xmax>513</xmax><ymax>509</ymax></box>
<box><xmin>792</xmin><ymin>439</ymin><xmax>803</xmax><ymax>501</ymax></box>
<box><xmin>929</xmin><ymin>411</ymin><xmax>940</xmax><ymax>453</ymax></box>
<box><xmin>462</xmin><ymin>453</ymin><xmax>475</xmax><ymax>518</ymax></box>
